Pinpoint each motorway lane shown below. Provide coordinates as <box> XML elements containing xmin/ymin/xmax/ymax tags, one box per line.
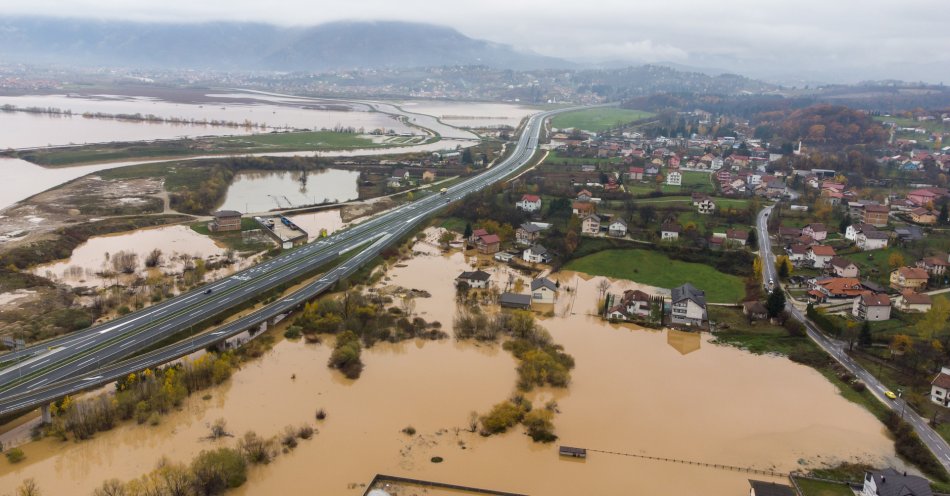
<box><xmin>0</xmin><ymin>106</ymin><xmax>577</xmax><ymax>414</ymax></box>
<box><xmin>755</xmin><ymin>205</ymin><xmax>950</xmax><ymax>472</ymax></box>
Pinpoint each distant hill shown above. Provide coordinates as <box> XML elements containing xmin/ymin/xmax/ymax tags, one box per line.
<box><xmin>0</xmin><ymin>18</ymin><xmax>572</xmax><ymax>71</ymax></box>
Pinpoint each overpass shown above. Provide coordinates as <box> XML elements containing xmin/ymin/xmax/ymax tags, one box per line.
<box><xmin>0</xmin><ymin>104</ymin><xmax>588</xmax><ymax>417</ymax></box>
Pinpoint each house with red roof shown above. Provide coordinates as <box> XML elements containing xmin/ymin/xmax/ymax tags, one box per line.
<box><xmin>807</xmin><ymin>245</ymin><xmax>836</xmax><ymax>268</ymax></box>
<box><xmin>516</xmin><ymin>194</ymin><xmax>542</xmax><ymax>212</ymax></box>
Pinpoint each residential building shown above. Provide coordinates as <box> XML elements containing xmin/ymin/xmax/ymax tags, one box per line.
<box><xmin>779</xmin><ymin>226</ymin><xmax>803</xmax><ymax>242</ymax></box>
<box><xmin>470</xmin><ymin>228</ymin><xmax>488</xmax><ymax>245</ymax></box>
<box><xmin>607</xmin><ymin>218</ymin><xmax>628</xmax><ymax>237</ymax></box>
<box><xmin>726</xmin><ymin>229</ymin><xmax>748</xmax><ymax>247</ymax></box>
<box><xmin>516</xmin><ymin>194</ymin><xmax>542</xmax><ymax>212</ymax></box>
<box><xmin>862</xmin><ymin>204</ymin><xmax>890</xmax><ymax>227</ymax></box>
<box><xmin>576</xmin><ymin>189</ymin><xmax>593</xmax><ymax>202</ymax></box>
<box><xmin>210</xmin><ymin>210</ymin><xmax>242</xmax><ymax>232</ymax></box>
<box><xmin>890</xmin><ymin>267</ymin><xmax>930</xmax><ymax>291</ymax></box>
<box><xmin>749</xmin><ymin>479</ymin><xmax>795</xmax><ymax>496</ymax></box>
<box><xmin>499</xmin><ymin>293</ymin><xmax>531</xmax><ymax>310</ymax></box>
<box><xmin>802</xmin><ymin>223</ymin><xmax>828</xmax><ymax>241</ymax></box>
<box><xmin>812</xmin><ymin>277</ymin><xmax>868</xmax><ymax>299</ymax></box>
<box><xmin>475</xmin><ymin>234</ymin><xmax>501</xmax><ymax>254</ymax></box>
<box><xmin>670</xmin><ymin>283</ymin><xmax>707</xmax><ymax>327</ymax></box>
<box><xmin>742</xmin><ymin>301</ymin><xmax>768</xmax><ymax>321</ymax></box>
<box><xmin>890</xmin><ymin>266</ymin><xmax>929</xmax><ymax>291</ymax></box>
<box><xmin>455</xmin><ymin>270</ymin><xmax>491</xmax><ymax>289</ymax></box>
<box><xmin>807</xmin><ymin>245</ymin><xmax>836</xmax><ymax>268</ymax></box>
<box><xmin>523</xmin><ymin>245</ymin><xmax>552</xmax><ymax>264</ymax></box>
<box><xmin>857</xmin><ymin>230</ymin><xmax>889</xmax><ymax>251</ymax></box>
<box><xmin>627</xmin><ymin>167</ymin><xmax>644</xmax><ymax>181</ymax></box>
<box><xmin>581</xmin><ymin>214</ymin><xmax>601</xmax><ymax>235</ymax></box>
<box><xmin>572</xmin><ymin>201</ymin><xmax>595</xmax><ymax>215</ymax></box>
<box><xmin>661</xmin><ymin>223</ymin><xmax>681</xmax><ymax>241</ymax></box>
<box><xmin>932</xmin><ymin>367</ymin><xmax>950</xmax><ymax>408</ymax></box>
<box><xmin>516</xmin><ymin>223</ymin><xmax>544</xmax><ymax>245</ymax></box>
<box><xmin>765</xmin><ymin>180</ymin><xmax>787</xmax><ymax>197</ymax></box>
<box><xmin>787</xmin><ymin>244</ymin><xmax>810</xmax><ymax>263</ymax></box>
<box><xmin>666</xmin><ymin>170</ymin><xmax>682</xmax><ymax>186</ymax></box>
<box><xmin>846</xmin><ymin>223</ymin><xmax>875</xmax><ymax>241</ymax></box>
<box><xmin>861</xmin><ymin>468</ymin><xmax>933</xmax><ymax>496</ymax></box>
<box><xmin>918</xmin><ymin>256</ymin><xmax>948</xmax><ymax>276</ymax></box>
<box><xmin>620</xmin><ymin>289</ymin><xmax>653</xmax><ymax>318</ymax></box>
<box><xmin>853</xmin><ymin>293</ymin><xmax>892</xmax><ymax>321</ymax></box>
<box><xmin>908</xmin><ymin>187</ymin><xmax>946</xmax><ymax>207</ymax></box>
<box><xmin>530</xmin><ymin>278</ymin><xmax>558</xmax><ymax>304</ymax></box>
<box><xmin>898</xmin><ymin>291</ymin><xmax>932</xmax><ymax>313</ymax></box>
<box><xmin>910</xmin><ymin>207</ymin><xmax>937</xmax><ymax>225</ymax></box>
<box><xmin>829</xmin><ymin>257</ymin><xmax>860</xmax><ymax>278</ymax></box>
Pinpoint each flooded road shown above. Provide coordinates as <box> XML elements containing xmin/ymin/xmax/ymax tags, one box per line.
<box><xmin>0</xmin><ymin>231</ymin><xmax>900</xmax><ymax>495</ymax></box>
<box><xmin>285</xmin><ymin>210</ymin><xmax>347</xmax><ymax>241</ymax></box>
<box><xmin>399</xmin><ymin>100</ymin><xmax>539</xmax><ymax>128</ymax></box>
<box><xmin>218</xmin><ymin>169</ymin><xmax>360</xmax><ymax>213</ymax></box>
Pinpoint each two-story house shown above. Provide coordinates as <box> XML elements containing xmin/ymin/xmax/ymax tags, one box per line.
<box><xmin>455</xmin><ymin>270</ymin><xmax>492</xmax><ymax>289</ymax></box>
<box><xmin>581</xmin><ymin>214</ymin><xmax>601</xmax><ymax>235</ymax></box>
<box><xmin>802</xmin><ymin>223</ymin><xmax>828</xmax><ymax>241</ymax></box>
<box><xmin>857</xmin><ymin>230</ymin><xmax>889</xmax><ymax>251</ymax></box>
<box><xmin>890</xmin><ymin>266</ymin><xmax>929</xmax><ymax>291</ymax></box>
<box><xmin>829</xmin><ymin>257</ymin><xmax>860</xmax><ymax>278</ymax></box>
<box><xmin>852</xmin><ymin>293</ymin><xmax>892</xmax><ymax>321</ymax></box>
<box><xmin>607</xmin><ymin>219</ymin><xmax>628</xmax><ymax>238</ymax></box>
<box><xmin>516</xmin><ymin>223</ymin><xmax>544</xmax><ymax>246</ymax></box>
<box><xmin>807</xmin><ymin>245</ymin><xmax>836</xmax><ymax>268</ymax></box>
<box><xmin>530</xmin><ymin>278</ymin><xmax>558</xmax><ymax>304</ymax></box>
<box><xmin>861</xmin><ymin>468</ymin><xmax>933</xmax><ymax>496</ymax></box>
<box><xmin>670</xmin><ymin>283</ymin><xmax>707</xmax><ymax>327</ymax></box>
<box><xmin>516</xmin><ymin>194</ymin><xmax>542</xmax><ymax>212</ymax></box>
<box><xmin>932</xmin><ymin>367</ymin><xmax>950</xmax><ymax>408</ymax></box>
<box><xmin>661</xmin><ymin>223</ymin><xmax>681</xmax><ymax>241</ymax></box>
<box><xmin>523</xmin><ymin>245</ymin><xmax>552</xmax><ymax>264</ymax></box>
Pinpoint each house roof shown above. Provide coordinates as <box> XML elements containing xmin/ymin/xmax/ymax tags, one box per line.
<box><xmin>863</xmin><ymin>230</ymin><xmax>890</xmax><ymax>240</ymax></box>
<box><xmin>866</xmin><ymin>468</ymin><xmax>934</xmax><ymax>496</ymax></box>
<box><xmin>478</xmin><ymin>234</ymin><xmax>501</xmax><ymax>245</ymax></box>
<box><xmin>830</xmin><ymin>257</ymin><xmax>856</xmax><ymax>270</ymax></box>
<box><xmin>519</xmin><ymin>223</ymin><xmax>544</xmax><ymax>233</ymax></box>
<box><xmin>661</xmin><ymin>223</ymin><xmax>681</xmax><ymax>233</ymax></box>
<box><xmin>583</xmin><ymin>214</ymin><xmax>601</xmax><ymax>223</ymax></box>
<box><xmin>748</xmin><ymin>480</ymin><xmax>796</xmax><ymax>496</ymax></box>
<box><xmin>922</xmin><ymin>256</ymin><xmax>949</xmax><ymax>267</ymax></box>
<box><xmin>521</xmin><ymin>194</ymin><xmax>541</xmax><ymax>202</ymax></box>
<box><xmin>499</xmin><ymin>293</ymin><xmax>532</xmax><ymax>308</ymax></box>
<box><xmin>726</xmin><ymin>228</ymin><xmax>748</xmax><ymax>240</ymax></box>
<box><xmin>933</xmin><ymin>372</ymin><xmax>950</xmax><ymax>390</ymax></box>
<box><xmin>779</xmin><ymin>226</ymin><xmax>802</xmax><ymax>236</ymax></box>
<box><xmin>897</xmin><ymin>267</ymin><xmax>929</xmax><ymax>280</ymax></box>
<box><xmin>671</xmin><ymin>283</ymin><xmax>706</xmax><ymax>307</ymax></box>
<box><xmin>213</xmin><ymin>210</ymin><xmax>242</xmax><ymax>218</ymax></box>
<box><xmin>805</xmin><ymin>223</ymin><xmax>827</xmax><ymax>232</ymax></box>
<box><xmin>530</xmin><ymin>278</ymin><xmax>558</xmax><ymax>292</ymax></box>
<box><xmin>621</xmin><ymin>289</ymin><xmax>652</xmax><ymax>303</ymax></box>
<box><xmin>864</xmin><ymin>204</ymin><xmax>890</xmax><ymax>213</ymax></box>
<box><xmin>609</xmin><ymin>218</ymin><xmax>628</xmax><ymax>228</ymax></box>
<box><xmin>457</xmin><ymin>270</ymin><xmax>491</xmax><ymax>282</ymax></box>
<box><xmin>861</xmin><ymin>293</ymin><xmax>892</xmax><ymax>307</ymax></box>
<box><xmin>818</xmin><ymin>277</ymin><xmax>866</xmax><ymax>297</ymax></box>
<box><xmin>527</xmin><ymin>244</ymin><xmax>548</xmax><ymax>255</ymax></box>
<box><xmin>901</xmin><ymin>291</ymin><xmax>932</xmax><ymax>305</ymax></box>
<box><xmin>809</xmin><ymin>245</ymin><xmax>836</xmax><ymax>256</ymax></box>
<box><xmin>742</xmin><ymin>301</ymin><xmax>768</xmax><ymax>315</ymax></box>
<box><xmin>472</xmin><ymin>228</ymin><xmax>488</xmax><ymax>237</ymax></box>
<box><xmin>789</xmin><ymin>244</ymin><xmax>810</xmax><ymax>255</ymax></box>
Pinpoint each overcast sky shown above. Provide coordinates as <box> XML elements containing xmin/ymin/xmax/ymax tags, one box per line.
<box><xmin>2</xmin><ymin>0</ymin><xmax>948</xmax><ymax>83</ymax></box>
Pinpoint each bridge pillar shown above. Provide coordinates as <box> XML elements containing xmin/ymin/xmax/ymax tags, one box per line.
<box><xmin>40</xmin><ymin>404</ymin><xmax>52</xmax><ymax>423</ymax></box>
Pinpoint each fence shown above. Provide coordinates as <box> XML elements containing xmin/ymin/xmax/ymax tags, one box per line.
<box><xmin>586</xmin><ymin>448</ymin><xmax>788</xmax><ymax>478</ymax></box>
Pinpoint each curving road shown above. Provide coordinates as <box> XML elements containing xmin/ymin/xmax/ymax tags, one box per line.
<box><xmin>756</xmin><ymin>205</ymin><xmax>950</xmax><ymax>473</ymax></box>
<box><xmin>0</xmin><ymin>104</ymin><xmax>588</xmax><ymax>417</ymax></box>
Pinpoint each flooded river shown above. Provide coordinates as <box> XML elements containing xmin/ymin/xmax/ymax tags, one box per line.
<box><xmin>218</xmin><ymin>169</ymin><xmax>360</xmax><ymax>213</ymax></box>
<box><xmin>0</xmin><ymin>231</ymin><xmax>901</xmax><ymax>495</ymax></box>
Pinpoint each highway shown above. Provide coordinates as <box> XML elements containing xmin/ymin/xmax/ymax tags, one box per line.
<box><xmin>0</xmin><ymin>104</ymin><xmax>582</xmax><ymax>416</ymax></box>
<box><xmin>755</xmin><ymin>205</ymin><xmax>950</xmax><ymax>473</ymax></box>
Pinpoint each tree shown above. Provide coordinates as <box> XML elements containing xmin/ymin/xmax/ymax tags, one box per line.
<box><xmin>746</xmin><ymin>228</ymin><xmax>758</xmax><ymax>251</ymax></box>
<box><xmin>775</xmin><ymin>256</ymin><xmax>792</xmax><ymax>279</ymax></box>
<box><xmin>753</xmin><ymin>256</ymin><xmax>763</xmax><ymax>281</ymax></box>
<box><xmin>463</xmin><ymin>222</ymin><xmax>473</xmax><ymax>240</ymax></box>
<box><xmin>891</xmin><ymin>334</ymin><xmax>913</xmax><ymax>355</ymax></box>
<box><xmin>839</xmin><ymin>215</ymin><xmax>852</xmax><ymax>234</ymax></box>
<box><xmin>888</xmin><ymin>252</ymin><xmax>906</xmax><ymax>271</ymax></box>
<box><xmin>859</xmin><ymin>320</ymin><xmax>872</xmax><ymax>347</ymax></box>
<box><xmin>915</xmin><ymin>297</ymin><xmax>950</xmax><ymax>340</ymax></box>
<box><xmin>765</xmin><ymin>289</ymin><xmax>786</xmax><ymax>318</ymax></box>
<box><xmin>941</xmin><ymin>203</ymin><xmax>949</xmax><ymax>226</ymax></box>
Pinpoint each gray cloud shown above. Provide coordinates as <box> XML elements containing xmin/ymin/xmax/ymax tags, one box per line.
<box><xmin>1</xmin><ymin>0</ymin><xmax>948</xmax><ymax>83</ymax></box>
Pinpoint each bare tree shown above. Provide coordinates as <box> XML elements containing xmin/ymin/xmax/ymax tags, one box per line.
<box><xmin>144</xmin><ymin>249</ymin><xmax>163</xmax><ymax>268</ymax></box>
<box><xmin>597</xmin><ymin>279</ymin><xmax>611</xmax><ymax>301</ymax></box>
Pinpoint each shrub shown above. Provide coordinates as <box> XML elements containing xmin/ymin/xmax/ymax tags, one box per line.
<box><xmin>147</xmin><ymin>412</ymin><xmax>161</xmax><ymax>426</ymax></box>
<box><xmin>283</xmin><ymin>326</ymin><xmax>302</xmax><ymax>339</ymax></box>
<box><xmin>238</xmin><ymin>431</ymin><xmax>273</xmax><ymax>465</ymax></box>
<box><xmin>296</xmin><ymin>425</ymin><xmax>315</xmax><ymax>440</ymax></box>
<box><xmin>280</xmin><ymin>427</ymin><xmax>298</xmax><ymax>449</ymax></box>
<box><xmin>5</xmin><ymin>447</ymin><xmax>25</xmax><ymax>464</ymax></box>
<box><xmin>522</xmin><ymin>409</ymin><xmax>557</xmax><ymax>443</ymax></box>
<box><xmin>315</xmin><ymin>408</ymin><xmax>327</xmax><ymax>420</ymax></box>
<box><xmin>402</xmin><ymin>426</ymin><xmax>416</xmax><ymax>436</ymax></box>
<box><xmin>480</xmin><ymin>401</ymin><xmax>527</xmax><ymax>435</ymax></box>
<box><xmin>190</xmin><ymin>447</ymin><xmax>247</xmax><ymax>493</ymax></box>
<box><xmin>328</xmin><ymin>331</ymin><xmax>363</xmax><ymax>379</ymax></box>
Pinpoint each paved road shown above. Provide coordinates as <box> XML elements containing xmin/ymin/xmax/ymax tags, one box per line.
<box><xmin>0</xmin><ymin>105</ymin><xmax>588</xmax><ymax>416</ymax></box>
<box><xmin>756</xmin><ymin>205</ymin><xmax>950</xmax><ymax>473</ymax></box>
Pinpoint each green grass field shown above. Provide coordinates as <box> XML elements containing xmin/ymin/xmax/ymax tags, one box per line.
<box><xmin>18</xmin><ymin>131</ymin><xmax>389</xmax><ymax>167</ymax></box>
<box><xmin>795</xmin><ymin>478</ymin><xmax>856</xmax><ymax>496</ymax></box>
<box><xmin>551</xmin><ymin>108</ymin><xmax>654</xmax><ymax>132</ymax></box>
<box><xmin>841</xmin><ymin>246</ymin><xmax>911</xmax><ymax>282</ymax></box>
<box><xmin>565</xmin><ymin>249</ymin><xmax>745</xmax><ymax>302</ymax></box>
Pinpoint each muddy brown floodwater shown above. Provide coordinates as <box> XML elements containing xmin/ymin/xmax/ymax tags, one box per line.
<box><xmin>0</xmin><ymin>229</ymin><xmax>901</xmax><ymax>495</ymax></box>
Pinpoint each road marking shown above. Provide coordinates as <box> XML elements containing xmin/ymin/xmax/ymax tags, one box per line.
<box><xmin>119</xmin><ymin>340</ymin><xmax>137</xmax><ymax>349</ymax></box>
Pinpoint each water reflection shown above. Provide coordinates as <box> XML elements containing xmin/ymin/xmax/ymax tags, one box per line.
<box><xmin>218</xmin><ymin>169</ymin><xmax>360</xmax><ymax>213</ymax></box>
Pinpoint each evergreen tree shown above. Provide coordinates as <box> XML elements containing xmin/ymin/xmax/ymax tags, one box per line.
<box><xmin>463</xmin><ymin>222</ymin><xmax>473</xmax><ymax>240</ymax></box>
<box><xmin>859</xmin><ymin>320</ymin><xmax>872</xmax><ymax>347</ymax></box>
<box><xmin>839</xmin><ymin>215</ymin><xmax>852</xmax><ymax>234</ymax></box>
<box><xmin>765</xmin><ymin>288</ymin><xmax>786</xmax><ymax>318</ymax></box>
<box><xmin>747</xmin><ymin>228</ymin><xmax>758</xmax><ymax>251</ymax></box>
<box><xmin>941</xmin><ymin>203</ymin><xmax>949</xmax><ymax>225</ymax></box>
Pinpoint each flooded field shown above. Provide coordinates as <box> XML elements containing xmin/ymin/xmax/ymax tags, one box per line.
<box><xmin>218</xmin><ymin>168</ymin><xmax>361</xmax><ymax>213</ymax></box>
<box><xmin>286</xmin><ymin>209</ymin><xmax>347</xmax><ymax>241</ymax></box>
<box><xmin>399</xmin><ymin>100</ymin><xmax>538</xmax><ymax>128</ymax></box>
<box><xmin>0</xmin><ymin>93</ymin><xmax>416</xmax><ymax>149</ymax></box>
<box><xmin>0</xmin><ymin>231</ymin><xmax>901</xmax><ymax>495</ymax></box>
<box><xmin>31</xmin><ymin>225</ymin><xmax>227</xmax><ymax>288</ymax></box>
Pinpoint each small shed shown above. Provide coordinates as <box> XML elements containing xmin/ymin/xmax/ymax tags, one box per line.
<box><xmin>559</xmin><ymin>446</ymin><xmax>587</xmax><ymax>458</ymax></box>
<box><xmin>499</xmin><ymin>293</ymin><xmax>531</xmax><ymax>310</ymax></box>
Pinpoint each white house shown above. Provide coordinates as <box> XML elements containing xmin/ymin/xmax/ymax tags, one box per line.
<box><xmin>852</xmin><ymin>293</ymin><xmax>892</xmax><ymax>321</ymax></box>
<box><xmin>523</xmin><ymin>245</ymin><xmax>552</xmax><ymax>264</ymax></box>
<box><xmin>670</xmin><ymin>283</ymin><xmax>707</xmax><ymax>327</ymax></box>
<box><xmin>516</xmin><ymin>194</ymin><xmax>542</xmax><ymax>212</ymax></box>
<box><xmin>455</xmin><ymin>270</ymin><xmax>492</xmax><ymax>289</ymax></box>
<box><xmin>530</xmin><ymin>278</ymin><xmax>558</xmax><ymax>304</ymax></box>
<box><xmin>862</xmin><ymin>469</ymin><xmax>933</xmax><ymax>496</ymax></box>
<box><xmin>857</xmin><ymin>230</ymin><xmax>889</xmax><ymax>251</ymax></box>
<box><xmin>661</xmin><ymin>223</ymin><xmax>681</xmax><ymax>241</ymax></box>
<box><xmin>620</xmin><ymin>289</ymin><xmax>653</xmax><ymax>317</ymax></box>
<box><xmin>711</xmin><ymin>157</ymin><xmax>724</xmax><ymax>170</ymax></box>
<box><xmin>581</xmin><ymin>214</ymin><xmax>601</xmax><ymax>235</ymax></box>
<box><xmin>666</xmin><ymin>171</ymin><xmax>682</xmax><ymax>186</ymax></box>
<box><xmin>932</xmin><ymin>367</ymin><xmax>950</xmax><ymax>408</ymax></box>
<box><xmin>802</xmin><ymin>223</ymin><xmax>828</xmax><ymax>241</ymax></box>
<box><xmin>807</xmin><ymin>245</ymin><xmax>836</xmax><ymax>268</ymax></box>
<box><xmin>607</xmin><ymin>219</ymin><xmax>628</xmax><ymax>237</ymax></box>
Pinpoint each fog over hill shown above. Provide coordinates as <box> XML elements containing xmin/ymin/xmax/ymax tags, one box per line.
<box><xmin>0</xmin><ymin>18</ymin><xmax>573</xmax><ymax>71</ymax></box>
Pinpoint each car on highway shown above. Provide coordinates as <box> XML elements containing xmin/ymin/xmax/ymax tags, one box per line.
<box><xmin>204</xmin><ymin>289</ymin><xmax>213</xmax><ymax>295</ymax></box>
<box><xmin>884</xmin><ymin>390</ymin><xmax>897</xmax><ymax>400</ymax></box>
